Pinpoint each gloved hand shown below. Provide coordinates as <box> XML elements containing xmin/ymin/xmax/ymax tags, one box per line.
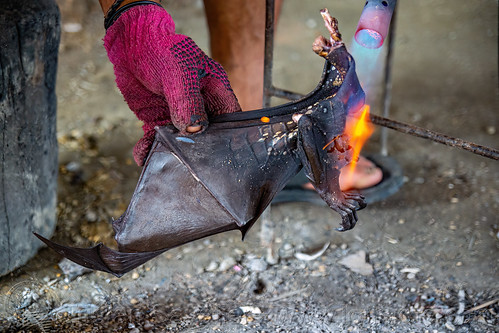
<box><xmin>104</xmin><ymin>4</ymin><xmax>241</xmax><ymax>166</ymax></box>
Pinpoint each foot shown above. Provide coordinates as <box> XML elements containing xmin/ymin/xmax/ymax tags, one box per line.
<box><xmin>303</xmin><ymin>155</ymin><xmax>383</xmax><ymax>191</ymax></box>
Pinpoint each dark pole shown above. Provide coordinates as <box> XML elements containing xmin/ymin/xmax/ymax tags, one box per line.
<box><xmin>262</xmin><ymin>0</ymin><xmax>275</xmax><ymax>108</ymax></box>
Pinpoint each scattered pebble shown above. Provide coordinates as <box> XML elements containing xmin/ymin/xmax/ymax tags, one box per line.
<box><xmin>218</xmin><ymin>257</ymin><xmax>236</xmax><ymax>272</ymax></box>
<box><xmin>205</xmin><ymin>261</ymin><xmax>219</xmax><ymax>272</ymax></box>
<box><xmin>239</xmin><ymin>306</ymin><xmax>262</xmax><ymax>315</ymax></box>
<box><xmin>445</xmin><ymin>321</ymin><xmax>456</xmax><ymax>331</ymax></box>
<box><xmin>401</xmin><ymin>267</ymin><xmax>420</xmax><ymax>275</ymax></box>
<box><xmin>65</xmin><ymin>161</ymin><xmax>82</xmax><ymax>172</ymax></box>
<box><xmin>278</xmin><ymin>243</ymin><xmax>294</xmax><ymax>259</ymax></box>
<box><xmin>85</xmin><ymin>210</ymin><xmax>98</xmax><ymax>222</ymax></box>
<box><xmin>244</xmin><ymin>257</ymin><xmax>268</xmax><ymax>272</ymax></box>
<box><xmin>231</xmin><ymin>307</ymin><xmax>244</xmax><ymax>317</ymax></box>
<box><xmin>131</xmin><ymin>272</ymin><xmax>140</xmax><ymax>280</ymax></box>
<box><xmin>338</xmin><ymin>250</ymin><xmax>373</xmax><ymax>276</ymax></box>
<box><xmin>385</xmin><ymin>236</ymin><xmax>399</xmax><ymax>244</ymax></box>
<box><xmin>414</xmin><ymin>177</ymin><xmax>425</xmax><ymax>184</ymax></box>
<box><xmin>143</xmin><ymin>321</ymin><xmax>154</xmax><ymax>331</ymax></box>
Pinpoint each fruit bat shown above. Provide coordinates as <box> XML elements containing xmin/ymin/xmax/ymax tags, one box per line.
<box><xmin>35</xmin><ymin>10</ymin><xmax>367</xmax><ymax>277</ymax></box>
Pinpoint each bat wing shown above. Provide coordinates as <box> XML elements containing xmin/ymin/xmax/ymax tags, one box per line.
<box><xmin>36</xmin><ymin>45</ymin><xmax>365</xmax><ymax>277</ymax></box>
<box><xmin>34</xmin><ymin>233</ymin><xmax>166</xmax><ymax>277</ymax></box>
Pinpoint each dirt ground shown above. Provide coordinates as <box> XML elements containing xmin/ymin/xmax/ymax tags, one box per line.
<box><xmin>1</xmin><ymin>0</ymin><xmax>498</xmax><ymax>332</ymax></box>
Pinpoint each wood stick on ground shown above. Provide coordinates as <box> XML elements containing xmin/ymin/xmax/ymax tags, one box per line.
<box><xmin>463</xmin><ymin>298</ymin><xmax>499</xmax><ymax>314</ymax></box>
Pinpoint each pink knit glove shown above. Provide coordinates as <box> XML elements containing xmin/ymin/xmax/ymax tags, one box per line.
<box><xmin>104</xmin><ymin>5</ymin><xmax>241</xmax><ymax>166</ymax></box>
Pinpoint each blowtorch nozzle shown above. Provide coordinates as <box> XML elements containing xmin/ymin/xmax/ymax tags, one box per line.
<box><xmin>354</xmin><ymin>0</ymin><xmax>397</xmax><ymax>49</ymax></box>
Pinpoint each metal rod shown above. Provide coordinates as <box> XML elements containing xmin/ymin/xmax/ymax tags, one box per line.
<box><xmin>268</xmin><ymin>87</ymin><xmax>304</xmax><ymax>101</ymax></box>
<box><xmin>260</xmin><ymin>0</ymin><xmax>277</xmax><ymax>266</ymax></box>
<box><xmin>370</xmin><ymin>114</ymin><xmax>499</xmax><ymax>160</ymax></box>
<box><xmin>379</xmin><ymin>3</ymin><xmax>398</xmax><ymax>156</ymax></box>
<box><xmin>262</xmin><ymin>0</ymin><xmax>275</xmax><ymax>108</ymax></box>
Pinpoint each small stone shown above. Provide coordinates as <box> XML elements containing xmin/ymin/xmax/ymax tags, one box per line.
<box><xmin>131</xmin><ymin>272</ymin><xmax>140</xmax><ymax>280</ymax></box>
<box><xmin>245</xmin><ymin>257</ymin><xmax>268</xmax><ymax>272</ymax></box>
<box><xmin>386</xmin><ymin>236</ymin><xmax>399</xmax><ymax>244</ymax></box>
<box><xmin>414</xmin><ymin>177</ymin><xmax>425</xmax><ymax>184</ymax></box>
<box><xmin>486</xmin><ymin>125</ymin><xmax>496</xmax><ymax>135</ymax></box>
<box><xmin>205</xmin><ymin>261</ymin><xmax>219</xmax><ymax>272</ymax></box>
<box><xmin>445</xmin><ymin>321</ymin><xmax>456</xmax><ymax>331</ymax></box>
<box><xmin>211</xmin><ymin>314</ymin><xmax>220</xmax><ymax>320</ymax></box>
<box><xmin>454</xmin><ymin>315</ymin><xmax>464</xmax><ymax>326</ymax></box>
<box><xmin>85</xmin><ymin>210</ymin><xmax>98</xmax><ymax>222</ymax></box>
<box><xmin>239</xmin><ymin>306</ymin><xmax>262</xmax><ymax>314</ymax></box>
<box><xmin>130</xmin><ymin>298</ymin><xmax>138</xmax><ymax>305</ymax></box>
<box><xmin>218</xmin><ymin>257</ymin><xmax>236</xmax><ymax>272</ymax></box>
<box><xmin>143</xmin><ymin>320</ymin><xmax>154</xmax><ymax>331</ymax></box>
<box><xmin>278</xmin><ymin>243</ymin><xmax>294</xmax><ymax>259</ymax></box>
<box><xmin>232</xmin><ymin>308</ymin><xmax>244</xmax><ymax>317</ymax></box>
<box><xmin>65</xmin><ymin>161</ymin><xmax>81</xmax><ymax>172</ymax></box>
<box><xmin>338</xmin><ymin>250</ymin><xmax>373</xmax><ymax>276</ymax></box>
<box><xmin>129</xmin><ymin>328</ymin><xmax>140</xmax><ymax>333</ymax></box>
<box><xmin>400</xmin><ymin>267</ymin><xmax>420</xmax><ymax>275</ymax></box>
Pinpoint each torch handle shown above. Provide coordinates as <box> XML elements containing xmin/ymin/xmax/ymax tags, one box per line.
<box><xmin>370</xmin><ymin>114</ymin><xmax>499</xmax><ymax>160</ymax></box>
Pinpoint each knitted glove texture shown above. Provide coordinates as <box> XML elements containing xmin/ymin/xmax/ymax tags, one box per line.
<box><xmin>104</xmin><ymin>5</ymin><xmax>241</xmax><ymax>165</ymax></box>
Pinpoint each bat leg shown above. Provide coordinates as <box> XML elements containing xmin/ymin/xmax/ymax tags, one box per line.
<box><xmin>34</xmin><ymin>233</ymin><xmax>166</xmax><ymax>277</ymax></box>
<box><xmin>297</xmin><ymin>115</ymin><xmax>366</xmax><ymax>231</ymax></box>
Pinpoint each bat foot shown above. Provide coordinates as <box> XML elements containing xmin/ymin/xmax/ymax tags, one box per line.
<box><xmin>332</xmin><ymin>191</ymin><xmax>366</xmax><ymax>231</ymax></box>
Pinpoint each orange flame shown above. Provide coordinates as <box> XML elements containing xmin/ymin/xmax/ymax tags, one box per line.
<box><xmin>343</xmin><ymin>104</ymin><xmax>374</xmax><ymax>181</ymax></box>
